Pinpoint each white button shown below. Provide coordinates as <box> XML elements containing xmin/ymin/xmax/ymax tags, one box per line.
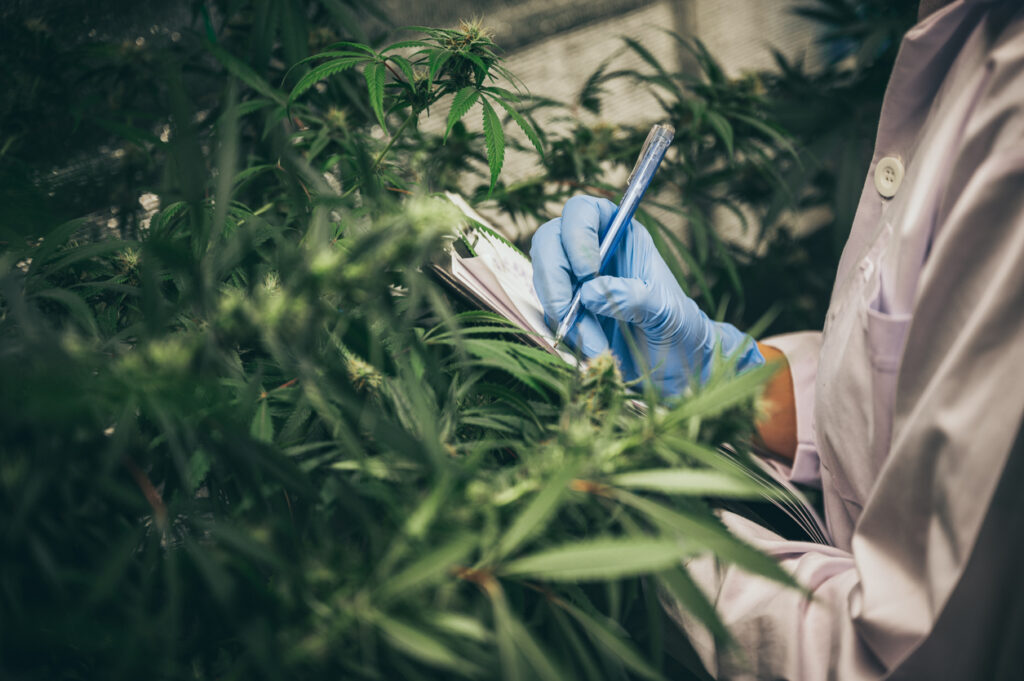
<box><xmin>860</xmin><ymin>257</ymin><xmax>874</xmax><ymax>281</ymax></box>
<box><xmin>874</xmin><ymin>156</ymin><xmax>904</xmax><ymax>198</ymax></box>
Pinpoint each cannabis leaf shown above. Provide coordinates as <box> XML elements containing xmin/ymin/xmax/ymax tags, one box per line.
<box><xmin>493</xmin><ymin>96</ymin><xmax>544</xmax><ymax>157</ymax></box>
<box><xmin>364</xmin><ymin>61</ymin><xmax>388</xmax><ymax>130</ymax></box>
<box><xmin>445</xmin><ymin>85</ymin><xmax>480</xmax><ymax>140</ymax></box>
<box><xmin>288</xmin><ymin>55</ymin><xmax>364</xmax><ymax>106</ymax></box>
<box><xmin>480</xmin><ymin>97</ymin><xmax>504</xmax><ymax>191</ymax></box>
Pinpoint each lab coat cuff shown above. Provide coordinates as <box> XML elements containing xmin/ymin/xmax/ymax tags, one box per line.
<box><xmin>761</xmin><ymin>331</ymin><xmax>823</xmax><ymax>488</ymax></box>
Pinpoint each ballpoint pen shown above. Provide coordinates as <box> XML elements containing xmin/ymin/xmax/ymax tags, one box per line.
<box><xmin>554</xmin><ymin>123</ymin><xmax>675</xmax><ymax>346</ymax></box>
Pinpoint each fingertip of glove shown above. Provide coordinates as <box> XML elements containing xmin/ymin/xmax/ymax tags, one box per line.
<box><xmin>563</xmin><ymin>193</ymin><xmax>599</xmax><ymax>213</ymax></box>
<box><xmin>530</xmin><ymin>217</ymin><xmax>561</xmax><ymax>256</ymax></box>
<box><xmin>574</xmin><ymin>312</ymin><xmax>611</xmax><ymax>358</ymax></box>
<box><xmin>562</xmin><ymin>195</ymin><xmax>603</xmax><ymax>231</ymax></box>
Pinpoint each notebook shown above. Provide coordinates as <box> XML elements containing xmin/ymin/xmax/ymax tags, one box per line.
<box><xmin>432</xmin><ymin>192</ymin><xmax>576</xmax><ymax>364</ymax></box>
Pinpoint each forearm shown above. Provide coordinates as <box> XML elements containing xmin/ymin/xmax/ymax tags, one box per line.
<box><xmin>753</xmin><ymin>342</ymin><xmax>797</xmax><ymax>461</ymax></box>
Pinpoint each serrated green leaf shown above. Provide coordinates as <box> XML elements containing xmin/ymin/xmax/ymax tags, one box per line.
<box><xmin>288</xmin><ymin>57</ymin><xmax>362</xmax><ymax>106</ymax></box>
<box><xmin>445</xmin><ymin>86</ymin><xmax>480</xmax><ymax>140</ymax></box>
<box><xmin>364</xmin><ymin>61</ymin><xmax>388</xmax><ymax>130</ymax></box>
<box><xmin>382</xmin><ymin>39</ymin><xmax>431</xmax><ymax>53</ymax></box>
<box><xmin>429</xmin><ymin>612</ymin><xmax>492</xmax><ymax>643</ymax></box>
<box><xmin>322</xmin><ymin>40</ymin><xmax>376</xmax><ymax>55</ymax></box>
<box><xmin>550</xmin><ymin>607</ymin><xmax>604</xmax><ymax>681</ymax></box>
<box><xmin>462</xmin><ymin>51</ymin><xmax>489</xmax><ymax>80</ymax></box>
<box><xmin>427</xmin><ymin>326</ymin><xmax>531</xmax><ymax>342</ymax></box>
<box><xmin>328</xmin><ymin>458</ymin><xmax>397</xmax><ymax>479</ymax></box>
<box><xmin>491</xmin><ymin>588</ymin><xmax>563</xmax><ymax>681</ymax></box>
<box><xmin>460</xmin><ymin>414</ymin><xmax>523</xmax><ymax>433</ymax></box>
<box><xmin>428</xmin><ymin>50</ymin><xmax>452</xmax><ymax>87</ymax></box>
<box><xmin>288</xmin><ymin>50</ymin><xmax>366</xmax><ymax>69</ymax></box>
<box><xmin>613</xmin><ymin>490</ymin><xmax>799</xmax><ymax>589</ymax></box>
<box><xmin>490</xmin><ymin>588</ymin><xmax>525</xmax><ymax>681</ymax></box>
<box><xmin>207</xmin><ymin>43</ymin><xmax>286</xmax><ymax>105</ymax></box>
<box><xmin>672</xmin><ymin>362</ymin><xmax>774</xmax><ymax>423</ymax></box>
<box><xmin>33</xmin><ymin>288</ymin><xmax>99</xmax><ymax>337</ymax></box>
<box><xmin>250</xmin><ymin>400</ymin><xmax>273</xmax><ymax>443</ymax></box>
<box><xmin>495</xmin><ymin>463</ymin><xmax>578</xmax><ymax>560</ymax></box>
<box><xmin>609</xmin><ymin>468</ymin><xmax>762</xmax><ymax>498</ymax></box>
<box><xmin>187</xmin><ymin>449</ymin><xmax>212</xmax><ymax>493</ymax></box>
<box><xmin>376</xmin><ymin>615</ymin><xmax>481</xmax><ymax>676</ymax></box>
<box><xmin>559</xmin><ymin>600</ymin><xmax>667</xmax><ymax>681</ymax></box>
<box><xmin>622</xmin><ymin>36</ymin><xmax>672</xmax><ymax>82</ymax></box>
<box><xmin>388</xmin><ymin>55</ymin><xmax>417</xmax><ymax>90</ymax></box>
<box><xmin>404</xmin><ymin>473</ymin><xmax>453</xmax><ymax>539</ymax></box>
<box><xmin>23</xmin><ymin>219</ymin><xmax>87</xmax><ymax>275</ymax></box>
<box><xmin>506</xmin><ymin>611</ymin><xmax>565</xmax><ymax>681</ymax></box>
<box><xmin>150</xmin><ymin>201</ymin><xmax>189</xmax><ymax>235</ymax></box>
<box><xmin>731</xmin><ymin>112</ymin><xmax>799</xmax><ymax>158</ymax></box>
<box><xmin>705</xmin><ymin>110</ymin><xmax>734</xmax><ymax>157</ymax></box>
<box><xmin>378</xmin><ymin>534</ymin><xmax>475</xmax><ymax>601</ymax></box>
<box><xmin>656</xmin><ymin>568</ymin><xmax>731</xmax><ymax>645</ymax></box>
<box><xmin>500</xmin><ymin>538</ymin><xmax>686</xmax><ymax>581</ymax></box>
<box><xmin>235</xmin><ymin>98</ymin><xmax>274</xmax><ymax>117</ymax></box>
<box><xmin>233</xmin><ymin>163</ymin><xmax>278</xmax><ymax>189</ymax></box>
<box><xmin>482</xmin><ymin>85</ymin><xmax>521</xmax><ymax>102</ymax></box>
<box><xmin>448</xmin><ymin>338</ymin><xmax>572</xmax><ymax>397</ymax></box>
<box><xmin>493</xmin><ymin>97</ymin><xmax>544</xmax><ymax>157</ymax></box>
<box><xmin>39</xmin><ymin>240</ymin><xmax>139</xmax><ymax>277</ymax></box>
<box><xmin>480</xmin><ymin>97</ymin><xmax>504</xmax><ymax>191</ymax></box>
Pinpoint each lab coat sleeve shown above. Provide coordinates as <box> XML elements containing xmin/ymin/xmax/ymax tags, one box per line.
<box><xmin>665</xmin><ymin>151</ymin><xmax>1024</xmax><ymax>680</ymax></box>
<box><xmin>761</xmin><ymin>332</ymin><xmax>823</xmax><ymax>487</ymax></box>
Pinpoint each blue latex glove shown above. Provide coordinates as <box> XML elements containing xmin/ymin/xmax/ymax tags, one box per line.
<box><xmin>530</xmin><ymin>195</ymin><xmax>764</xmax><ymax>396</ymax></box>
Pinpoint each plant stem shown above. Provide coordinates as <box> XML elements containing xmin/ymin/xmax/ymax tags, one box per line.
<box><xmin>339</xmin><ymin>111</ymin><xmax>418</xmax><ymax>199</ymax></box>
<box><xmin>373</xmin><ymin>111</ymin><xmax>416</xmax><ymax>169</ymax></box>
<box><xmin>384</xmin><ymin>61</ymin><xmax>403</xmax><ymax>83</ymax></box>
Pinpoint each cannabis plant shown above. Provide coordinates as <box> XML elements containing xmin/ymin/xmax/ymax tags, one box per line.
<box><xmin>285</xmin><ymin>19</ymin><xmax>543</xmax><ymax>194</ymax></box>
<box><xmin>0</xmin><ymin>2</ymin><xmax>803</xmax><ymax>680</ymax></box>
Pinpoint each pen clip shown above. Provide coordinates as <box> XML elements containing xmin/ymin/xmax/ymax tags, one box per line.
<box><xmin>627</xmin><ymin>123</ymin><xmax>671</xmax><ymax>185</ymax></box>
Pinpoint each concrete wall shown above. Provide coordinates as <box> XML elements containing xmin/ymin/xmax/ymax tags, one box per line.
<box><xmin>690</xmin><ymin>0</ymin><xmax>824</xmax><ymax>76</ymax></box>
<box><xmin>374</xmin><ymin>0</ymin><xmax>662</xmax><ymax>52</ymax></box>
<box><xmin>419</xmin><ymin>0</ymin><xmax>823</xmax><ymax>241</ymax></box>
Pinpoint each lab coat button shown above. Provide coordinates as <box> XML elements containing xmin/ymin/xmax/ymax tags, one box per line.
<box><xmin>874</xmin><ymin>156</ymin><xmax>904</xmax><ymax>198</ymax></box>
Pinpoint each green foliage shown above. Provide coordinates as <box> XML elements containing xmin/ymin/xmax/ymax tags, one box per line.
<box><xmin>287</xmin><ymin>19</ymin><xmax>539</xmax><ymax>193</ymax></box>
<box><xmin>0</xmin><ymin>3</ymin><xmax>803</xmax><ymax>680</ymax></box>
<box><xmin>0</xmin><ymin>1</ymin><xmax>923</xmax><ymax>677</ymax></box>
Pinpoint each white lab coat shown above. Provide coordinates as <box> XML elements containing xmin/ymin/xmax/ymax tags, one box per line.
<box><xmin>663</xmin><ymin>1</ymin><xmax>1024</xmax><ymax>678</ymax></box>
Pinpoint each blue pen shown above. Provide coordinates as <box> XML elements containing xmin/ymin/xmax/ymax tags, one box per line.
<box><xmin>554</xmin><ymin>123</ymin><xmax>675</xmax><ymax>346</ymax></box>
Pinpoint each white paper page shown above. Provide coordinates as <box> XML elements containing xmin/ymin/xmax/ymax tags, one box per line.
<box><xmin>454</xmin><ymin>256</ymin><xmax>573</xmax><ymax>364</ymax></box>
<box><xmin>453</xmin><ymin>255</ymin><xmax>527</xmax><ymax>328</ymax></box>
<box><xmin>475</xmin><ymin>251</ymin><xmax>549</xmax><ymax>339</ymax></box>
<box><xmin>473</xmin><ymin>248</ymin><xmax>575</xmax><ymax>364</ymax></box>
<box><xmin>444</xmin><ymin>193</ymin><xmax>576</xmax><ymax>364</ymax></box>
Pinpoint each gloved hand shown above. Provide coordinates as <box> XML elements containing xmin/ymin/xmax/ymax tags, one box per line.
<box><xmin>530</xmin><ymin>195</ymin><xmax>763</xmax><ymax>396</ymax></box>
